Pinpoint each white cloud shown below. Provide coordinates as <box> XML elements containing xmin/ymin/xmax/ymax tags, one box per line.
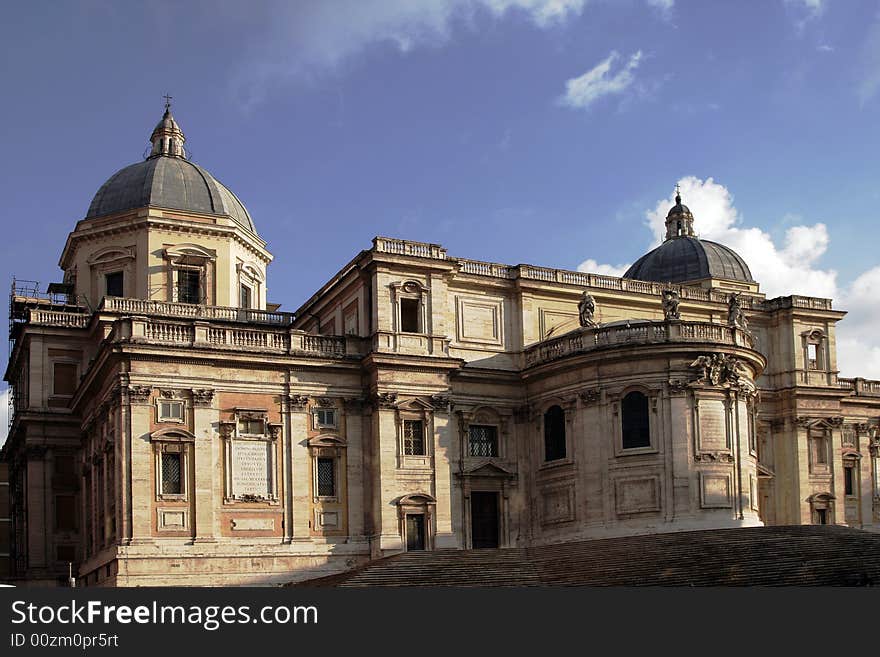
<box><xmin>558</xmin><ymin>50</ymin><xmax>643</xmax><ymax>110</ymax></box>
<box><xmin>783</xmin><ymin>0</ymin><xmax>825</xmax><ymax>34</ymax></box>
<box><xmin>643</xmin><ymin>176</ymin><xmax>838</xmax><ymax>299</ymax></box>
<box><xmin>577</xmin><ymin>258</ymin><xmax>630</xmax><ymax>277</ymax></box>
<box><xmin>581</xmin><ymin>176</ymin><xmax>880</xmax><ymax>378</ymax></box>
<box><xmin>645</xmin><ymin>0</ymin><xmax>674</xmax><ymax>15</ymax></box>
<box><xmin>232</xmin><ymin>0</ymin><xmax>587</xmax><ymax>108</ymax></box>
<box><xmin>837</xmin><ymin>267</ymin><xmax>880</xmax><ymax>378</ymax></box>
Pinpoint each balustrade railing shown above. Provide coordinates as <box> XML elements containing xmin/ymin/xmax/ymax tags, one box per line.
<box><xmin>27</xmin><ymin>309</ymin><xmax>90</xmax><ymax>328</ymax></box>
<box><xmin>523</xmin><ymin>320</ymin><xmax>752</xmax><ymax>368</ymax></box>
<box><xmin>99</xmin><ymin>297</ymin><xmax>294</xmax><ymax>325</ymax></box>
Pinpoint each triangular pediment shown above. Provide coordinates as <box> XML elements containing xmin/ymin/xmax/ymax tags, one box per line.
<box><xmin>461</xmin><ymin>460</ymin><xmax>516</xmax><ymax>478</ymax></box>
<box><xmin>397</xmin><ymin>397</ymin><xmax>434</xmax><ymax>411</ymax></box>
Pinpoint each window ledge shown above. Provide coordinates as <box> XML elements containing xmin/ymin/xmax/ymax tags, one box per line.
<box><xmin>616</xmin><ymin>446</ymin><xmax>659</xmax><ymax>457</ymax></box>
<box><xmin>539</xmin><ymin>457</ymin><xmax>574</xmax><ymax>471</ymax></box>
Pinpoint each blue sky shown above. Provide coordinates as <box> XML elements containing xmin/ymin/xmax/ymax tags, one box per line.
<box><xmin>1</xmin><ymin>0</ymin><xmax>879</xmax><ymax>419</ymax></box>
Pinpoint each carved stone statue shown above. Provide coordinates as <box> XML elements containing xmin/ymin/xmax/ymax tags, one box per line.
<box><xmin>727</xmin><ymin>293</ymin><xmax>747</xmax><ymax>329</ymax></box>
<box><xmin>689</xmin><ymin>355</ymin><xmax>713</xmax><ymax>383</ymax></box>
<box><xmin>578</xmin><ymin>290</ymin><xmax>596</xmax><ymax>328</ymax></box>
<box><xmin>662</xmin><ymin>289</ymin><xmax>680</xmax><ymax>320</ymax></box>
<box><xmin>689</xmin><ymin>352</ymin><xmax>756</xmax><ymax>394</ymax></box>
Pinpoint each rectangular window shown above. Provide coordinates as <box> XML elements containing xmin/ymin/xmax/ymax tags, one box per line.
<box><xmin>400</xmin><ymin>298</ymin><xmax>420</xmax><ymax>333</ymax></box>
<box><xmin>158</xmin><ymin>400</ymin><xmax>185</xmax><ymax>422</ymax></box>
<box><xmin>814</xmin><ymin>435</ymin><xmax>828</xmax><ymax>465</ymax></box>
<box><xmin>238</xmin><ymin>418</ymin><xmax>265</xmax><ymax>435</ymax></box>
<box><xmin>55</xmin><ymin>495</ymin><xmax>77</xmax><ymax>531</ymax></box>
<box><xmin>313</xmin><ymin>408</ymin><xmax>337</xmax><ymax>429</ymax></box>
<box><xmin>468</xmin><ymin>425</ymin><xmax>498</xmax><ymax>457</ymax></box>
<box><xmin>239</xmin><ymin>283</ymin><xmax>252</xmax><ymax>309</ymax></box>
<box><xmin>161</xmin><ymin>452</ymin><xmax>182</xmax><ymax>495</ymax></box>
<box><xmin>105</xmin><ymin>271</ymin><xmax>124</xmax><ymax>297</ymax></box>
<box><xmin>807</xmin><ymin>343</ymin><xmax>818</xmax><ymax>369</ymax></box>
<box><xmin>403</xmin><ymin>419</ymin><xmax>426</xmax><ymax>456</ymax></box>
<box><xmin>177</xmin><ymin>269</ymin><xmax>201</xmax><ymax>304</ymax></box>
<box><xmin>845</xmin><ymin>467</ymin><xmax>855</xmax><ymax>496</ymax></box>
<box><xmin>816</xmin><ymin>508</ymin><xmax>827</xmax><ymax>525</ymax></box>
<box><xmin>316</xmin><ymin>457</ymin><xmax>335</xmax><ymax>497</ymax></box>
<box><xmin>53</xmin><ymin>363</ymin><xmax>77</xmax><ymax>396</ymax></box>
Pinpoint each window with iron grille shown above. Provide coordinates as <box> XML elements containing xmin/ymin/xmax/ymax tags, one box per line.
<box><xmin>177</xmin><ymin>269</ymin><xmax>201</xmax><ymax>304</ymax></box>
<box><xmin>161</xmin><ymin>452</ymin><xmax>182</xmax><ymax>495</ymax></box>
<box><xmin>469</xmin><ymin>425</ymin><xmax>498</xmax><ymax>457</ymax></box>
<box><xmin>403</xmin><ymin>419</ymin><xmax>425</xmax><ymax>455</ymax></box>
<box><xmin>316</xmin><ymin>457</ymin><xmax>335</xmax><ymax>497</ymax></box>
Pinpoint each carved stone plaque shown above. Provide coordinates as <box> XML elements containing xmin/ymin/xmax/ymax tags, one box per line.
<box><xmin>698</xmin><ymin>400</ymin><xmax>728</xmax><ymax>452</ymax></box>
<box><xmin>232</xmin><ymin>440</ymin><xmax>272</xmax><ymax>499</ymax></box>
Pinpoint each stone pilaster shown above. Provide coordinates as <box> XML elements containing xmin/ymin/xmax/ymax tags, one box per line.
<box><xmin>376</xmin><ymin>404</ymin><xmax>403</xmax><ymax>551</ymax></box>
<box><xmin>344</xmin><ymin>398</ymin><xmax>365</xmax><ymax>539</ymax></box>
<box><xmin>288</xmin><ymin>395</ymin><xmax>311</xmax><ymax>539</ymax></box>
<box><xmin>432</xmin><ymin>402</ymin><xmax>457</xmax><ymax>548</ymax></box>
<box><xmin>128</xmin><ymin>389</ymin><xmax>153</xmax><ymax>543</ymax></box>
<box><xmin>192</xmin><ymin>389</ymin><xmax>217</xmax><ymax>543</ymax></box>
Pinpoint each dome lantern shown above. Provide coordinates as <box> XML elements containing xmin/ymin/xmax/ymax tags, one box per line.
<box><xmin>664</xmin><ymin>183</ymin><xmax>696</xmax><ymax>241</ymax></box>
<box><xmin>148</xmin><ymin>95</ymin><xmax>186</xmax><ymax>159</ymax></box>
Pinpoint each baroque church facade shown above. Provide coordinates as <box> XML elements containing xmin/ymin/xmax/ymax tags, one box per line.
<box><xmin>3</xmin><ymin>108</ymin><xmax>880</xmax><ymax>586</ymax></box>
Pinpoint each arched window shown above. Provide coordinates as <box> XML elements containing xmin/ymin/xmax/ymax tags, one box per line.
<box><xmin>544</xmin><ymin>405</ymin><xmax>566</xmax><ymax>461</ymax></box>
<box><xmin>621</xmin><ymin>391</ymin><xmax>650</xmax><ymax>449</ymax></box>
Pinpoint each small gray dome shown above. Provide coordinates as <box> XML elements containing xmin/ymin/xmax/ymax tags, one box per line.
<box><xmin>623</xmin><ymin>236</ymin><xmax>754</xmax><ymax>284</ymax></box>
<box><xmin>86</xmin><ymin>157</ymin><xmax>256</xmax><ymax>233</ymax></box>
<box><xmin>86</xmin><ymin>107</ymin><xmax>256</xmax><ymax>234</ymax></box>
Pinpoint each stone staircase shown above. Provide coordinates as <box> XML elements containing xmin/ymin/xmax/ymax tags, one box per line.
<box><xmin>294</xmin><ymin>526</ymin><xmax>880</xmax><ymax>587</ymax></box>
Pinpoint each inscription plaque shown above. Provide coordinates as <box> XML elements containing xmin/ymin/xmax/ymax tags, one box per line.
<box><xmin>232</xmin><ymin>440</ymin><xmax>272</xmax><ymax>499</ymax></box>
<box><xmin>698</xmin><ymin>400</ymin><xmax>728</xmax><ymax>451</ymax></box>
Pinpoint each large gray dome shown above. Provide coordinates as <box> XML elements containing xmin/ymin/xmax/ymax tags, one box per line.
<box><xmin>85</xmin><ymin>107</ymin><xmax>256</xmax><ymax>234</ymax></box>
<box><xmin>86</xmin><ymin>157</ymin><xmax>256</xmax><ymax>233</ymax></box>
<box><xmin>623</xmin><ymin>236</ymin><xmax>754</xmax><ymax>283</ymax></box>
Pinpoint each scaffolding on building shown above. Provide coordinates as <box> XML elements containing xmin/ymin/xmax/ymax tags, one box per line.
<box><xmin>7</xmin><ymin>278</ymin><xmax>86</xmax><ymax>430</ymax></box>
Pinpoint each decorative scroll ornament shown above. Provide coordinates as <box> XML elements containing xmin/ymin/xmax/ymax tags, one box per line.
<box><xmin>429</xmin><ymin>394</ymin><xmax>451</xmax><ymax>410</ymax></box>
<box><xmin>128</xmin><ymin>385</ymin><xmax>152</xmax><ymax>404</ymax></box>
<box><xmin>662</xmin><ymin>289</ymin><xmax>681</xmax><ymax>321</ymax></box>
<box><xmin>666</xmin><ymin>379</ymin><xmax>689</xmax><ymax>394</ymax></box>
<box><xmin>316</xmin><ymin>397</ymin><xmax>335</xmax><ymax>408</ymax></box>
<box><xmin>373</xmin><ymin>392</ymin><xmax>398</xmax><ymax>410</ymax></box>
<box><xmin>579</xmin><ymin>388</ymin><xmax>601</xmax><ymax>404</ymax></box>
<box><xmin>343</xmin><ymin>397</ymin><xmax>366</xmax><ymax>412</ymax></box>
<box><xmin>689</xmin><ymin>353</ymin><xmax>756</xmax><ymax>395</ymax></box>
<box><xmin>287</xmin><ymin>394</ymin><xmax>310</xmax><ymax>410</ymax></box>
<box><xmin>191</xmin><ymin>389</ymin><xmax>214</xmax><ymax>407</ymax></box>
<box><xmin>694</xmin><ymin>452</ymin><xmax>735</xmax><ymax>463</ymax></box>
<box><xmin>578</xmin><ymin>290</ymin><xmax>597</xmax><ymax>328</ymax></box>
